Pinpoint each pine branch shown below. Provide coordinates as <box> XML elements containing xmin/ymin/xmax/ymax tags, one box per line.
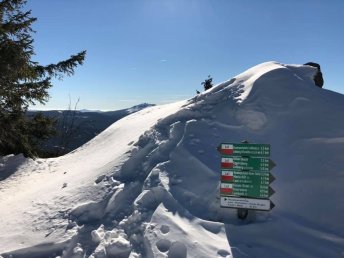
<box><xmin>35</xmin><ymin>50</ymin><xmax>86</xmax><ymax>79</ymax></box>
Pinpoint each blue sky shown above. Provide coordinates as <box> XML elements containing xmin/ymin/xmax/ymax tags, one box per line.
<box><xmin>27</xmin><ymin>0</ymin><xmax>344</xmax><ymax>111</ymax></box>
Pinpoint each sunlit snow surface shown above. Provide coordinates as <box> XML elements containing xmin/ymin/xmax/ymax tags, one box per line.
<box><xmin>1</xmin><ymin>61</ymin><xmax>343</xmax><ymax>257</ymax></box>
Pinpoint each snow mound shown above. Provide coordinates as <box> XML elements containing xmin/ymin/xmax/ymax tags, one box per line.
<box><xmin>1</xmin><ymin>61</ymin><xmax>344</xmax><ymax>258</ymax></box>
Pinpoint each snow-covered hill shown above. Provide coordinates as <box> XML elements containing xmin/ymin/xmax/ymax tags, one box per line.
<box><xmin>1</xmin><ymin>61</ymin><xmax>343</xmax><ymax>258</ymax></box>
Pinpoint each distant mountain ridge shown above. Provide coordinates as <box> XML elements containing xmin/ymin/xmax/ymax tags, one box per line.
<box><xmin>28</xmin><ymin>103</ymin><xmax>155</xmax><ymax>156</ymax></box>
<box><xmin>76</xmin><ymin>103</ymin><xmax>154</xmax><ymax>114</ymax></box>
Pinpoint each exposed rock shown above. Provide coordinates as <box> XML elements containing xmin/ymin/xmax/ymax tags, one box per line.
<box><xmin>304</xmin><ymin>62</ymin><xmax>324</xmax><ymax>88</ymax></box>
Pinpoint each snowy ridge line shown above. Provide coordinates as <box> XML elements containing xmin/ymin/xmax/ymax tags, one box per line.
<box><xmin>188</xmin><ymin>78</ymin><xmax>239</xmax><ymax>107</ymax></box>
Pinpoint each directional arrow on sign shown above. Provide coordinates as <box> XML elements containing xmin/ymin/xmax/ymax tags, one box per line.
<box><xmin>269</xmin><ymin>173</ymin><xmax>276</xmax><ymax>184</ymax></box>
<box><xmin>269</xmin><ymin>159</ymin><xmax>276</xmax><ymax>170</ymax></box>
<box><xmin>269</xmin><ymin>186</ymin><xmax>275</xmax><ymax>197</ymax></box>
<box><xmin>270</xmin><ymin>201</ymin><xmax>275</xmax><ymax>210</ymax></box>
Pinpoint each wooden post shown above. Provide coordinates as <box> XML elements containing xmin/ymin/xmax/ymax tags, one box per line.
<box><xmin>237</xmin><ymin>208</ymin><xmax>248</xmax><ymax>220</ymax></box>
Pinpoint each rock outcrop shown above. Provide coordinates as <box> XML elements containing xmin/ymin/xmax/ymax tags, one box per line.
<box><xmin>304</xmin><ymin>62</ymin><xmax>324</xmax><ymax>88</ymax></box>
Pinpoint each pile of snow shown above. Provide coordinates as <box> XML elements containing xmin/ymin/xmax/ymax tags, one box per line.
<box><xmin>1</xmin><ymin>61</ymin><xmax>343</xmax><ymax>258</ymax></box>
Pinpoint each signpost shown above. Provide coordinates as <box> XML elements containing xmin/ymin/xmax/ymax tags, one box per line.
<box><xmin>218</xmin><ymin>142</ymin><xmax>276</xmax><ymax>219</ymax></box>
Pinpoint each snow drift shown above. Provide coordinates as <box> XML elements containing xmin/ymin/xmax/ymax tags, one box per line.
<box><xmin>0</xmin><ymin>61</ymin><xmax>343</xmax><ymax>258</ymax></box>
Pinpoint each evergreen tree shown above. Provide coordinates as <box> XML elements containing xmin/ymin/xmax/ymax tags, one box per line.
<box><xmin>201</xmin><ymin>75</ymin><xmax>213</xmax><ymax>91</ymax></box>
<box><xmin>0</xmin><ymin>0</ymin><xmax>86</xmax><ymax>157</ymax></box>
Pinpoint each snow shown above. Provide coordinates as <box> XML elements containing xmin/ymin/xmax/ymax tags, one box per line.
<box><xmin>144</xmin><ymin>203</ymin><xmax>230</xmax><ymax>258</ymax></box>
<box><xmin>1</xmin><ymin>61</ymin><xmax>344</xmax><ymax>257</ymax></box>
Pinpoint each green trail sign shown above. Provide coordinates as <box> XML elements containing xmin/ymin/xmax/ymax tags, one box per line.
<box><xmin>219</xmin><ymin>143</ymin><xmax>270</xmax><ymax>157</ymax></box>
<box><xmin>219</xmin><ymin>142</ymin><xmax>276</xmax><ymax>212</ymax></box>
<box><xmin>221</xmin><ymin>156</ymin><xmax>270</xmax><ymax>171</ymax></box>
<box><xmin>220</xmin><ymin>180</ymin><xmax>274</xmax><ymax>199</ymax></box>
<box><xmin>221</xmin><ymin>170</ymin><xmax>270</xmax><ymax>185</ymax></box>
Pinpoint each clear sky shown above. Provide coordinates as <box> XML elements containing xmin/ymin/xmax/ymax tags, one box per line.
<box><xmin>27</xmin><ymin>0</ymin><xmax>344</xmax><ymax>111</ymax></box>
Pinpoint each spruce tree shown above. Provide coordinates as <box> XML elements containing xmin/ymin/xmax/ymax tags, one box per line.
<box><xmin>0</xmin><ymin>0</ymin><xmax>86</xmax><ymax>157</ymax></box>
<box><xmin>201</xmin><ymin>75</ymin><xmax>213</xmax><ymax>91</ymax></box>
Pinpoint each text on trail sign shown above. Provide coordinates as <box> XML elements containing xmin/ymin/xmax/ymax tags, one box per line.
<box><xmin>220</xmin><ymin>181</ymin><xmax>273</xmax><ymax>199</ymax></box>
<box><xmin>220</xmin><ymin>143</ymin><xmax>270</xmax><ymax>157</ymax></box>
<box><xmin>221</xmin><ymin>170</ymin><xmax>270</xmax><ymax>185</ymax></box>
<box><xmin>221</xmin><ymin>156</ymin><xmax>270</xmax><ymax>171</ymax></box>
<box><xmin>221</xmin><ymin>196</ymin><xmax>273</xmax><ymax>211</ymax></box>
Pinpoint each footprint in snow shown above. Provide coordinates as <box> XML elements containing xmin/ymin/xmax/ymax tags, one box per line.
<box><xmin>156</xmin><ymin>239</ymin><xmax>171</xmax><ymax>253</ymax></box>
<box><xmin>167</xmin><ymin>241</ymin><xmax>187</xmax><ymax>258</ymax></box>
<box><xmin>217</xmin><ymin>249</ymin><xmax>231</xmax><ymax>257</ymax></box>
<box><xmin>160</xmin><ymin>225</ymin><xmax>170</xmax><ymax>234</ymax></box>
